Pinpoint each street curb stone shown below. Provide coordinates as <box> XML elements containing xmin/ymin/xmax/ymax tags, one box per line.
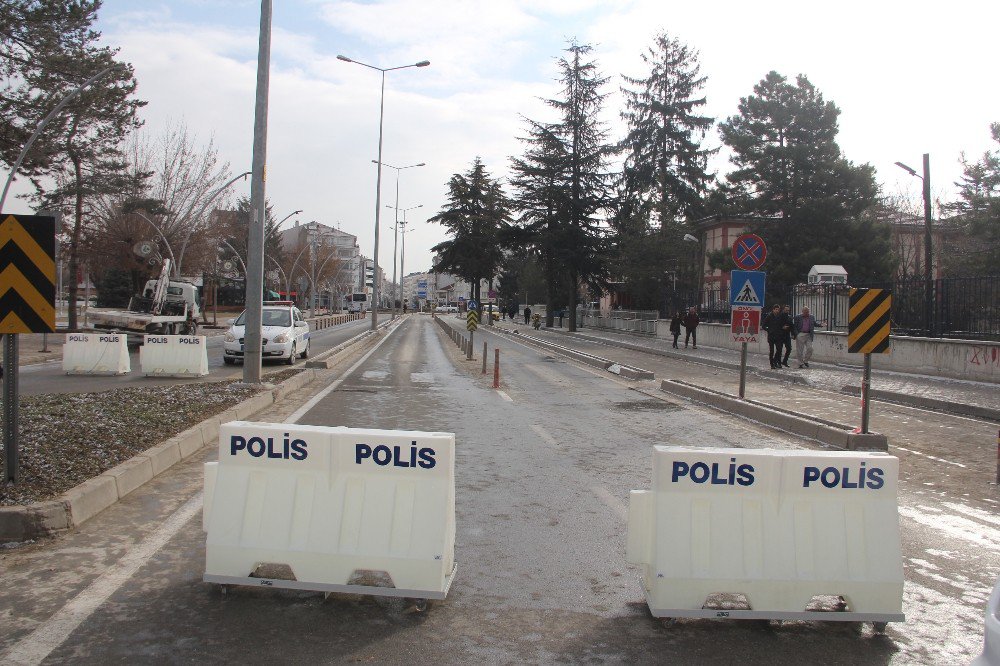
<box><xmin>104</xmin><ymin>456</ymin><xmax>154</xmax><ymax>499</ymax></box>
<box><xmin>840</xmin><ymin>385</ymin><xmax>1000</xmax><ymax>422</ymax></box>
<box><xmin>660</xmin><ymin>379</ymin><xmax>888</xmax><ymax>452</ymax></box>
<box><xmin>64</xmin><ymin>475</ymin><xmax>119</xmax><ymax>526</ymax></box>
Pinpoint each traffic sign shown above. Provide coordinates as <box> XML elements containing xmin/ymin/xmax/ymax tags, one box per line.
<box><xmin>730</xmin><ymin>270</ymin><xmax>766</xmax><ymax>307</ymax></box>
<box><xmin>732</xmin><ymin>233</ymin><xmax>767</xmax><ymax>270</ymax></box>
<box><xmin>466</xmin><ymin>309</ymin><xmax>479</xmax><ymax>332</ymax></box>
<box><xmin>0</xmin><ymin>214</ymin><xmax>56</xmax><ymax>333</ymax></box>
<box><xmin>467</xmin><ymin>299</ymin><xmax>477</xmax><ymax>311</ymax></box>
<box><xmin>731</xmin><ymin>306</ymin><xmax>760</xmax><ymax>343</ymax></box>
<box><xmin>848</xmin><ymin>288</ymin><xmax>892</xmax><ymax>354</ymax></box>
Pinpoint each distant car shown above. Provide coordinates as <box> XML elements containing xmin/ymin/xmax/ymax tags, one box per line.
<box><xmin>973</xmin><ymin>575</ymin><xmax>1000</xmax><ymax>665</ymax></box>
<box><xmin>434</xmin><ymin>305</ymin><xmax>458</xmax><ymax>313</ymax></box>
<box><xmin>223</xmin><ymin>302</ymin><xmax>310</xmax><ymax>365</ymax></box>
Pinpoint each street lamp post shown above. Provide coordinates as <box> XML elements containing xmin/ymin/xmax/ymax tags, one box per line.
<box><xmin>338</xmin><ymin>54</ymin><xmax>429</xmax><ymax>331</ymax></box>
<box><xmin>276</xmin><ymin>209</ymin><xmax>302</xmax><ymax>230</ymax></box>
<box><xmin>398</xmin><ymin>211</ymin><xmax>418</xmax><ymax>313</ymax></box>
<box><xmin>377</xmin><ymin>160</ymin><xmax>425</xmax><ymax>320</ymax></box>
<box><xmin>387</xmin><ymin>202</ymin><xmax>422</xmax><ymax>317</ymax></box>
<box><xmin>895</xmin><ymin>154</ymin><xmax>934</xmax><ymax>335</ymax></box>
<box><xmin>131</xmin><ymin>211</ymin><xmax>177</xmax><ymax>273</ymax></box>
<box><xmin>175</xmin><ymin>170</ymin><xmax>251</xmax><ymax>275</ymax></box>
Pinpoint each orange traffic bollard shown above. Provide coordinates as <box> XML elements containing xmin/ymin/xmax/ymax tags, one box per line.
<box><xmin>493</xmin><ymin>348</ymin><xmax>500</xmax><ymax>388</ymax></box>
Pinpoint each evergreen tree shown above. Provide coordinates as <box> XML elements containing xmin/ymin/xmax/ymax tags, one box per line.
<box><xmin>719</xmin><ymin>71</ymin><xmax>881</xmax><ymax>289</ymax></box>
<box><xmin>941</xmin><ymin>122</ymin><xmax>1000</xmax><ymax>276</ymax></box>
<box><xmin>430</xmin><ymin>157</ymin><xmax>510</xmax><ymax>308</ymax></box>
<box><xmin>620</xmin><ymin>31</ymin><xmax>714</xmax><ymax>229</ymax></box>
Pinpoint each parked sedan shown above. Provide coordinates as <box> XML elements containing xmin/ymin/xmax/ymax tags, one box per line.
<box><xmin>223</xmin><ymin>303</ymin><xmax>310</xmax><ymax>365</ymax></box>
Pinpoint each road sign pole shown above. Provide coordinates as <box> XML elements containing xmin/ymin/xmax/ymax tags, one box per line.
<box><xmin>467</xmin><ymin>330</ymin><xmax>474</xmax><ymax>360</ymax></box>
<box><xmin>861</xmin><ymin>353</ymin><xmax>872</xmax><ymax>434</ymax></box>
<box><xmin>482</xmin><ymin>341</ymin><xmax>487</xmax><ymax>373</ymax></box>
<box><xmin>738</xmin><ymin>342</ymin><xmax>748</xmax><ymax>399</ymax></box>
<box><xmin>4</xmin><ymin>333</ymin><xmax>19</xmax><ymax>483</ymax></box>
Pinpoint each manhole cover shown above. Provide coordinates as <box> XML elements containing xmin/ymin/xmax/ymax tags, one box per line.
<box><xmin>612</xmin><ymin>400</ymin><xmax>680</xmax><ymax>412</ymax></box>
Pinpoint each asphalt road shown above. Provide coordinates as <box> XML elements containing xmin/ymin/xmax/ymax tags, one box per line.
<box><xmin>0</xmin><ymin>314</ymin><xmax>993</xmax><ymax>664</ymax></box>
<box><xmin>16</xmin><ymin>316</ymin><xmax>373</xmax><ymax>396</ymax></box>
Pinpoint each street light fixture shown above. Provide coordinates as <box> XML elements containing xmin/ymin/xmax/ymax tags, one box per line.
<box><xmin>338</xmin><ymin>53</ymin><xmax>430</xmax><ymax>331</ymax></box>
<box><xmin>277</xmin><ymin>209</ymin><xmax>302</xmax><ymax>229</ymax></box>
<box><xmin>895</xmin><ymin>154</ymin><xmax>934</xmax><ymax>335</ymax></box>
<box><xmin>387</xmin><ymin>201</ymin><xmax>423</xmax><ymax>317</ymax></box>
<box><xmin>376</xmin><ymin>160</ymin><xmax>426</xmax><ymax>319</ymax></box>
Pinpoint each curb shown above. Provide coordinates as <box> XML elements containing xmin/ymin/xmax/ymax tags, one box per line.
<box><xmin>840</xmin><ymin>385</ymin><xmax>1000</xmax><ymax>423</ymax></box>
<box><xmin>571</xmin><ymin>332</ymin><xmax>809</xmax><ymax>386</ymax></box>
<box><xmin>0</xmin><ymin>328</ymin><xmax>381</xmax><ymax>543</ymax></box>
<box><xmin>659</xmin><ymin>379</ymin><xmax>888</xmax><ymax>452</ymax></box>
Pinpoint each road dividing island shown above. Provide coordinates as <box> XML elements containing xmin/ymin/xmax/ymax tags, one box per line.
<box><xmin>627</xmin><ymin>446</ymin><xmax>904</xmax><ymax>632</ymax></box>
<box><xmin>62</xmin><ymin>332</ymin><xmax>130</xmax><ymax>375</ymax></box>
<box><xmin>139</xmin><ymin>335</ymin><xmax>209</xmax><ymax>377</ymax></box>
<box><xmin>203</xmin><ymin>421</ymin><xmax>457</xmax><ymax>610</ymax></box>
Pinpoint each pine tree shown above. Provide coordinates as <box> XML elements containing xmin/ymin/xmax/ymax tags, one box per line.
<box><xmin>430</xmin><ymin>158</ymin><xmax>510</xmax><ymax>307</ymax></box>
<box><xmin>620</xmin><ymin>32</ymin><xmax>714</xmax><ymax>229</ymax></box>
<box><xmin>719</xmin><ymin>71</ymin><xmax>881</xmax><ymax>288</ymax></box>
<box><xmin>941</xmin><ymin>123</ymin><xmax>1000</xmax><ymax>276</ymax></box>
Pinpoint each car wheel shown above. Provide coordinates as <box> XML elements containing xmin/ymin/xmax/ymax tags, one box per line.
<box><xmin>300</xmin><ymin>341</ymin><xmax>309</xmax><ymax>359</ymax></box>
<box><xmin>286</xmin><ymin>344</ymin><xmax>296</xmax><ymax>365</ymax></box>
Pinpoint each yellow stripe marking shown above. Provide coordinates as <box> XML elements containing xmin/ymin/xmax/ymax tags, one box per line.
<box><xmin>860</xmin><ymin>320</ymin><xmax>891</xmax><ymax>353</ymax></box>
<box><xmin>0</xmin><ymin>263</ymin><xmax>56</xmax><ymax>322</ymax></box>
<box><xmin>0</xmin><ymin>310</ymin><xmax>30</xmax><ymax>334</ymax></box>
<box><xmin>848</xmin><ymin>288</ymin><xmax>880</xmax><ymax>321</ymax></box>
<box><xmin>0</xmin><ymin>216</ymin><xmax>56</xmax><ymax>279</ymax></box>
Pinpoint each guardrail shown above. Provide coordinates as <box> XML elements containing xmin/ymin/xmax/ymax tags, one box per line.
<box><xmin>306</xmin><ymin>312</ymin><xmax>366</xmax><ymax>330</ymax></box>
<box><xmin>581</xmin><ymin>309</ymin><xmax>659</xmax><ymax>336</ymax></box>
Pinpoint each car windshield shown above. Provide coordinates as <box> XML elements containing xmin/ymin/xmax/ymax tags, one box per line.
<box><xmin>234</xmin><ymin>308</ymin><xmax>291</xmax><ymax>328</ymax></box>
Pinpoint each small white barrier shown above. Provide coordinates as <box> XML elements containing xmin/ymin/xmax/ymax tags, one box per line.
<box><xmin>203</xmin><ymin>421</ymin><xmax>456</xmax><ymax>604</ymax></box>
<box><xmin>627</xmin><ymin>447</ymin><xmax>904</xmax><ymax>627</ymax></box>
<box><xmin>139</xmin><ymin>335</ymin><xmax>208</xmax><ymax>377</ymax></box>
<box><xmin>63</xmin><ymin>333</ymin><xmax>130</xmax><ymax>375</ymax></box>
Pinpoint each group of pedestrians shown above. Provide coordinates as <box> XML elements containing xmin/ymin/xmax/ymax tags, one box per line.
<box><xmin>668</xmin><ymin>307</ymin><xmax>700</xmax><ymax>349</ymax></box>
<box><xmin>762</xmin><ymin>304</ymin><xmax>823</xmax><ymax>369</ymax></box>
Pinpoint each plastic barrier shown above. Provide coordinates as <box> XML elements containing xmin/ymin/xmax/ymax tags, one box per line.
<box><xmin>203</xmin><ymin>421</ymin><xmax>457</xmax><ymax>602</ymax></box>
<box><xmin>974</xmin><ymin>576</ymin><xmax>1000</xmax><ymax>665</ymax></box>
<box><xmin>139</xmin><ymin>335</ymin><xmax>209</xmax><ymax>377</ymax></box>
<box><xmin>627</xmin><ymin>447</ymin><xmax>904</xmax><ymax>626</ymax></box>
<box><xmin>63</xmin><ymin>332</ymin><xmax>130</xmax><ymax>375</ymax></box>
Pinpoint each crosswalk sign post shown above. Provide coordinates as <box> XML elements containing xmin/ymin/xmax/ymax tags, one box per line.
<box><xmin>0</xmin><ymin>214</ymin><xmax>57</xmax><ymax>483</ymax></box>
<box><xmin>466</xmin><ymin>309</ymin><xmax>479</xmax><ymax>360</ymax></box>
<box><xmin>730</xmin><ymin>270</ymin><xmax>766</xmax><ymax>399</ymax></box>
<box><xmin>848</xmin><ymin>288</ymin><xmax>892</xmax><ymax>434</ymax></box>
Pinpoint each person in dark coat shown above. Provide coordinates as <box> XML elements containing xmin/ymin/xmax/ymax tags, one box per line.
<box><xmin>683</xmin><ymin>307</ymin><xmax>699</xmax><ymax>349</ymax></box>
<box><xmin>523</xmin><ymin>306</ymin><xmax>531</xmax><ymax>325</ymax></box>
<box><xmin>761</xmin><ymin>304</ymin><xmax>786</xmax><ymax>369</ymax></box>
<box><xmin>669</xmin><ymin>311</ymin><xmax>683</xmax><ymax>349</ymax></box>
<box><xmin>780</xmin><ymin>304</ymin><xmax>793</xmax><ymax>367</ymax></box>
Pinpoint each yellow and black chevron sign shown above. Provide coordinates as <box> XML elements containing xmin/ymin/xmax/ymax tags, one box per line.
<box><xmin>466</xmin><ymin>309</ymin><xmax>479</xmax><ymax>332</ymax></box>
<box><xmin>0</xmin><ymin>214</ymin><xmax>56</xmax><ymax>334</ymax></box>
<box><xmin>848</xmin><ymin>288</ymin><xmax>891</xmax><ymax>354</ymax></box>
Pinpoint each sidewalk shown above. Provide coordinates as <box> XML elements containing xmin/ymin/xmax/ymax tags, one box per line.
<box><xmin>493</xmin><ymin>316</ymin><xmax>1000</xmax><ymax>413</ymax></box>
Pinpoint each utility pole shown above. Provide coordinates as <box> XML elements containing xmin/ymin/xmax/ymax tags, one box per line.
<box><xmin>921</xmin><ymin>154</ymin><xmax>933</xmax><ymax>337</ymax></box>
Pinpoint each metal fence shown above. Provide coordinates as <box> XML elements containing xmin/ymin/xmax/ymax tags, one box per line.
<box><xmin>580</xmin><ymin>308</ymin><xmax>659</xmax><ymax>335</ymax></box>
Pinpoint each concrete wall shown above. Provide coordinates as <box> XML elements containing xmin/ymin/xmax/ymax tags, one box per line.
<box><xmin>654</xmin><ymin>322</ymin><xmax>1000</xmax><ymax>383</ymax></box>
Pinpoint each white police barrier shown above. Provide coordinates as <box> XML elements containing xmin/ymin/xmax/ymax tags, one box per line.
<box><xmin>63</xmin><ymin>332</ymin><xmax>130</xmax><ymax>375</ymax></box>
<box><xmin>627</xmin><ymin>447</ymin><xmax>904</xmax><ymax>627</ymax></box>
<box><xmin>203</xmin><ymin>421</ymin><xmax>456</xmax><ymax>603</ymax></box>
<box><xmin>973</xmin><ymin>576</ymin><xmax>1000</xmax><ymax>666</ymax></box>
<box><xmin>139</xmin><ymin>335</ymin><xmax>208</xmax><ymax>377</ymax></box>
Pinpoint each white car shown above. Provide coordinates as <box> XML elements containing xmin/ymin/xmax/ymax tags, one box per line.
<box><xmin>223</xmin><ymin>303</ymin><xmax>310</xmax><ymax>365</ymax></box>
<box><xmin>434</xmin><ymin>305</ymin><xmax>458</xmax><ymax>313</ymax></box>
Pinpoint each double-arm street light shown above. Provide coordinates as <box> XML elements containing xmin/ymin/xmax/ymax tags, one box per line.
<box><xmin>895</xmin><ymin>154</ymin><xmax>934</xmax><ymax>335</ymax></box>
<box><xmin>397</xmin><ymin>209</ymin><xmax>420</xmax><ymax>313</ymax></box>
<box><xmin>377</xmin><ymin>160</ymin><xmax>425</xmax><ymax>319</ymax></box>
<box><xmin>337</xmin><ymin>53</ymin><xmax>430</xmax><ymax>330</ymax></box>
<box><xmin>386</xmin><ymin>200</ymin><xmax>423</xmax><ymax>318</ymax></box>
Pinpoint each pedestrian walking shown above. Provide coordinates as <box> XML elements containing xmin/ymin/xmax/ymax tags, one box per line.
<box><xmin>523</xmin><ymin>306</ymin><xmax>531</xmax><ymax>325</ymax></box>
<box><xmin>761</xmin><ymin>304</ymin><xmax>785</xmax><ymax>369</ymax></box>
<box><xmin>669</xmin><ymin>310</ymin><xmax>683</xmax><ymax>349</ymax></box>
<box><xmin>683</xmin><ymin>307</ymin><xmax>699</xmax><ymax>349</ymax></box>
<box><xmin>781</xmin><ymin>304</ymin><xmax>793</xmax><ymax>367</ymax></box>
<box><xmin>509</xmin><ymin>302</ymin><xmax>518</xmax><ymax>322</ymax></box>
<box><xmin>793</xmin><ymin>306</ymin><xmax>824</xmax><ymax>368</ymax></box>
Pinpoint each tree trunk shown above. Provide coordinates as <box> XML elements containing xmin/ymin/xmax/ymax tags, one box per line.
<box><xmin>545</xmin><ymin>279</ymin><xmax>555</xmax><ymax>328</ymax></box>
<box><xmin>567</xmin><ymin>270</ymin><xmax>579</xmax><ymax>332</ymax></box>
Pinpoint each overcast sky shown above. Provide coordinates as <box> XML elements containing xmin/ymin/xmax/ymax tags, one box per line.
<box><xmin>13</xmin><ymin>0</ymin><xmax>1000</xmax><ymax>277</ymax></box>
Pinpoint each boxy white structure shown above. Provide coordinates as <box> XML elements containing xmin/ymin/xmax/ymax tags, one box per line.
<box><xmin>627</xmin><ymin>447</ymin><xmax>904</xmax><ymax>628</ymax></box>
<box><xmin>203</xmin><ymin>422</ymin><xmax>456</xmax><ymax>603</ymax></box>
<box><xmin>63</xmin><ymin>332</ymin><xmax>130</xmax><ymax>375</ymax></box>
<box><xmin>140</xmin><ymin>335</ymin><xmax>209</xmax><ymax>377</ymax></box>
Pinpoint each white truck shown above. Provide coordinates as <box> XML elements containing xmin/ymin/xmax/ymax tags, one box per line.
<box><xmin>90</xmin><ymin>260</ymin><xmax>202</xmax><ymax>341</ymax></box>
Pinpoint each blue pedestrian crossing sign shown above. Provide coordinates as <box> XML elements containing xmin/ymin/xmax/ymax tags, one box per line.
<box><xmin>730</xmin><ymin>270</ymin><xmax>766</xmax><ymax>307</ymax></box>
<box><xmin>467</xmin><ymin>299</ymin><xmax>478</xmax><ymax>311</ymax></box>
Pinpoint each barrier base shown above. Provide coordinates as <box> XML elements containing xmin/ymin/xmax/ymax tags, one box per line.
<box><xmin>646</xmin><ymin>601</ymin><xmax>904</xmax><ymax>623</ymax></box>
<box><xmin>203</xmin><ymin>563</ymin><xmax>457</xmax><ymax>601</ymax></box>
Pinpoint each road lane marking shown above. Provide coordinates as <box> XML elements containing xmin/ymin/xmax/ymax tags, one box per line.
<box><xmin>496</xmin><ymin>390</ymin><xmax>513</xmax><ymax>402</ymax></box>
<box><xmin>898</xmin><ymin>505</ymin><xmax>1000</xmax><ymax>551</ymax></box>
<box><xmin>591</xmin><ymin>486</ymin><xmax>628</xmax><ymax>522</ymax></box>
<box><xmin>287</xmin><ymin>323</ymin><xmax>400</xmax><ymax>424</ymax></box>
<box><xmin>894</xmin><ymin>446</ymin><xmax>967</xmax><ymax>468</ymax></box>
<box><xmin>362</xmin><ymin>370</ymin><xmax>388</xmax><ymax>380</ymax></box>
<box><xmin>4</xmin><ymin>493</ymin><xmax>203</xmax><ymax>666</ymax></box>
<box><xmin>410</xmin><ymin>372</ymin><xmax>434</xmax><ymax>383</ymax></box>
<box><xmin>530</xmin><ymin>424</ymin><xmax>559</xmax><ymax>446</ymax></box>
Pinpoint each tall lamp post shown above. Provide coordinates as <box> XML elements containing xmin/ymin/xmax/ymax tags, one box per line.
<box><xmin>376</xmin><ymin>160</ymin><xmax>425</xmax><ymax>319</ymax></box>
<box><xmin>895</xmin><ymin>154</ymin><xmax>934</xmax><ymax>335</ymax></box>
<box><xmin>337</xmin><ymin>54</ymin><xmax>430</xmax><ymax>331</ymax></box>
<box><xmin>387</xmin><ymin>202</ymin><xmax>422</xmax><ymax>317</ymax></box>
<box><xmin>398</xmin><ymin>210</ymin><xmax>419</xmax><ymax>313</ymax></box>
<box><xmin>276</xmin><ymin>209</ymin><xmax>302</xmax><ymax>229</ymax></box>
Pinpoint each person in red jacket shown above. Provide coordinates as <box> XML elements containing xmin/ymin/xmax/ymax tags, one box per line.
<box><xmin>683</xmin><ymin>307</ymin><xmax>700</xmax><ymax>349</ymax></box>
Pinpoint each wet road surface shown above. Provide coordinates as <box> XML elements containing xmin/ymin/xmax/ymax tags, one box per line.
<box><xmin>0</xmin><ymin>314</ymin><xmax>993</xmax><ymax>664</ymax></box>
